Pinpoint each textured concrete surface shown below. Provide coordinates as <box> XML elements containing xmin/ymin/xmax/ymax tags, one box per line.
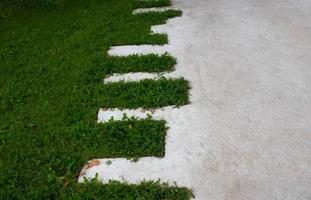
<box><xmin>103</xmin><ymin>72</ymin><xmax>180</xmax><ymax>83</ymax></box>
<box><xmin>133</xmin><ymin>7</ymin><xmax>172</xmax><ymax>14</ymax></box>
<box><xmin>97</xmin><ymin>106</ymin><xmax>176</xmax><ymax>122</ymax></box>
<box><xmin>81</xmin><ymin>0</ymin><xmax>311</xmax><ymax>199</ymax></box>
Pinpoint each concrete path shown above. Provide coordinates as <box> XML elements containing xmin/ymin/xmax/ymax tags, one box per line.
<box><xmin>82</xmin><ymin>0</ymin><xmax>311</xmax><ymax>199</ymax></box>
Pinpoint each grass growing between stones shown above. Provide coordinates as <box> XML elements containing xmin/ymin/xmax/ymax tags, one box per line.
<box><xmin>99</xmin><ymin>78</ymin><xmax>190</xmax><ymax>109</ymax></box>
<box><xmin>133</xmin><ymin>0</ymin><xmax>171</xmax><ymax>9</ymax></box>
<box><xmin>99</xmin><ymin>117</ymin><xmax>167</xmax><ymax>158</ymax></box>
<box><xmin>69</xmin><ymin>180</ymin><xmax>191</xmax><ymax>200</ymax></box>
<box><xmin>103</xmin><ymin>54</ymin><xmax>176</xmax><ymax>74</ymax></box>
<box><xmin>0</xmin><ymin>0</ymin><xmax>190</xmax><ymax>199</ymax></box>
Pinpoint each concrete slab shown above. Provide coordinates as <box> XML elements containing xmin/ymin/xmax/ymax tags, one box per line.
<box><xmin>97</xmin><ymin>106</ymin><xmax>178</xmax><ymax>123</ymax></box>
<box><xmin>82</xmin><ymin>1</ymin><xmax>311</xmax><ymax>199</ymax></box>
<box><xmin>108</xmin><ymin>45</ymin><xmax>170</xmax><ymax>56</ymax></box>
<box><xmin>133</xmin><ymin>7</ymin><xmax>172</xmax><ymax>14</ymax></box>
<box><xmin>103</xmin><ymin>72</ymin><xmax>180</xmax><ymax>83</ymax></box>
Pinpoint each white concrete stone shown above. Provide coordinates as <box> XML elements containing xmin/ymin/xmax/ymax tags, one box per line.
<box><xmin>107</xmin><ymin>45</ymin><xmax>170</xmax><ymax>56</ymax></box>
<box><xmin>82</xmin><ymin>1</ymin><xmax>311</xmax><ymax>199</ymax></box>
<box><xmin>97</xmin><ymin>106</ymin><xmax>178</xmax><ymax>123</ymax></box>
<box><xmin>151</xmin><ymin>24</ymin><xmax>168</xmax><ymax>34</ymax></box>
<box><xmin>103</xmin><ymin>72</ymin><xmax>180</xmax><ymax>83</ymax></box>
<box><xmin>133</xmin><ymin>7</ymin><xmax>172</xmax><ymax>14</ymax></box>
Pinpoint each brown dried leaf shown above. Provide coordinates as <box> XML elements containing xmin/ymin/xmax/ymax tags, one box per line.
<box><xmin>78</xmin><ymin>159</ymin><xmax>101</xmax><ymax>179</ymax></box>
<box><xmin>88</xmin><ymin>159</ymin><xmax>100</xmax><ymax>168</ymax></box>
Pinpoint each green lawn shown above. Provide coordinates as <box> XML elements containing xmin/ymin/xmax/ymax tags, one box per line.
<box><xmin>103</xmin><ymin>53</ymin><xmax>176</xmax><ymax>74</ymax></box>
<box><xmin>0</xmin><ymin>0</ymin><xmax>191</xmax><ymax>199</ymax></box>
<box><xmin>98</xmin><ymin>117</ymin><xmax>168</xmax><ymax>158</ymax></box>
<box><xmin>99</xmin><ymin>78</ymin><xmax>189</xmax><ymax>108</ymax></box>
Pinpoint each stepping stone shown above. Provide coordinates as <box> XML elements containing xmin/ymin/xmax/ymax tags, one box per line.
<box><xmin>79</xmin><ymin>105</ymin><xmax>195</xmax><ymax>190</ymax></box>
<box><xmin>133</xmin><ymin>7</ymin><xmax>173</xmax><ymax>14</ymax></box>
<box><xmin>97</xmin><ymin>106</ymin><xmax>176</xmax><ymax>123</ymax></box>
<box><xmin>103</xmin><ymin>72</ymin><xmax>180</xmax><ymax>83</ymax></box>
<box><xmin>108</xmin><ymin>45</ymin><xmax>171</xmax><ymax>56</ymax></box>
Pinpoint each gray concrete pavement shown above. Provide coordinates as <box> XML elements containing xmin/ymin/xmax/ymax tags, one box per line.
<box><xmin>173</xmin><ymin>1</ymin><xmax>311</xmax><ymax>199</ymax></box>
<box><xmin>82</xmin><ymin>0</ymin><xmax>311</xmax><ymax>199</ymax></box>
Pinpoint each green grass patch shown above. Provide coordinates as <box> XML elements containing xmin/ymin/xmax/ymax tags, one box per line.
<box><xmin>0</xmin><ymin>0</ymin><xmax>190</xmax><ymax>199</ymax></box>
<box><xmin>66</xmin><ymin>180</ymin><xmax>192</xmax><ymax>200</ymax></box>
<box><xmin>132</xmin><ymin>0</ymin><xmax>171</xmax><ymax>9</ymax></box>
<box><xmin>103</xmin><ymin>54</ymin><xmax>176</xmax><ymax>74</ymax></box>
<box><xmin>100</xmin><ymin>117</ymin><xmax>167</xmax><ymax>158</ymax></box>
<box><xmin>98</xmin><ymin>78</ymin><xmax>190</xmax><ymax>109</ymax></box>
